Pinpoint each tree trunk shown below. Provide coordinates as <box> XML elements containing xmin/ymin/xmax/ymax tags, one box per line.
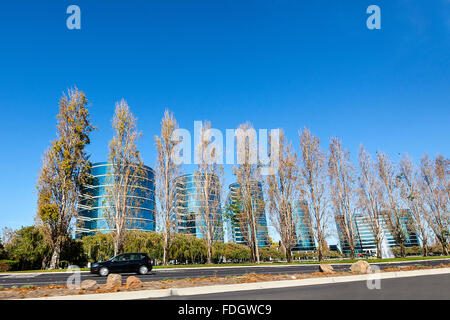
<box><xmin>400</xmin><ymin>243</ymin><xmax>406</xmax><ymax>258</ymax></box>
<box><xmin>376</xmin><ymin>240</ymin><xmax>382</xmax><ymax>259</ymax></box>
<box><xmin>249</xmin><ymin>244</ymin><xmax>255</xmax><ymax>263</ymax></box>
<box><xmin>163</xmin><ymin>237</ymin><xmax>170</xmax><ymax>266</ymax></box>
<box><xmin>113</xmin><ymin>239</ymin><xmax>121</xmax><ymax>256</ymax></box>
<box><xmin>49</xmin><ymin>238</ymin><xmax>62</xmax><ymax>270</ymax></box>
<box><xmin>253</xmin><ymin>233</ymin><xmax>260</xmax><ymax>264</ymax></box>
<box><xmin>317</xmin><ymin>245</ymin><xmax>323</xmax><ymax>262</ymax></box>
<box><xmin>286</xmin><ymin>248</ymin><xmax>292</xmax><ymax>263</ymax></box>
<box><xmin>423</xmin><ymin>245</ymin><xmax>428</xmax><ymax>257</ymax></box>
<box><xmin>250</xmin><ymin>212</ymin><xmax>260</xmax><ymax>264</ymax></box>
<box><xmin>41</xmin><ymin>255</ymin><xmax>49</xmax><ymax>270</ymax></box>
<box><xmin>206</xmin><ymin>241</ymin><xmax>212</xmax><ymax>264</ymax></box>
<box><xmin>349</xmin><ymin>246</ymin><xmax>356</xmax><ymax>260</ymax></box>
<box><xmin>442</xmin><ymin>242</ymin><xmax>449</xmax><ymax>256</ymax></box>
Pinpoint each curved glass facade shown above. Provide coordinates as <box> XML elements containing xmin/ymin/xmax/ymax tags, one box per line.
<box><xmin>292</xmin><ymin>201</ymin><xmax>316</xmax><ymax>251</ymax></box>
<box><xmin>174</xmin><ymin>173</ymin><xmax>223</xmax><ymax>240</ymax></box>
<box><xmin>226</xmin><ymin>182</ymin><xmax>270</xmax><ymax>248</ymax></box>
<box><xmin>76</xmin><ymin>162</ymin><xmax>156</xmax><ymax>237</ymax></box>
<box><xmin>336</xmin><ymin>210</ymin><xmax>419</xmax><ymax>256</ymax></box>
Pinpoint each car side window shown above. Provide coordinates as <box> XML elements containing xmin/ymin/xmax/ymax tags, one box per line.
<box><xmin>113</xmin><ymin>254</ymin><xmax>128</xmax><ymax>261</ymax></box>
<box><xmin>122</xmin><ymin>254</ymin><xmax>132</xmax><ymax>261</ymax></box>
<box><xmin>129</xmin><ymin>254</ymin><xmax>140</xmax><ymax>261</ymax></box>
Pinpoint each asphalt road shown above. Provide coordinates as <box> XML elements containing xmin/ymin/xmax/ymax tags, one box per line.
<box><xmin>158</xmin><ymin>273</ymin><xmax>450</xmax><ymax>300</ymax></box>
<box><xmin>0</xmin><ymin>258</ymin><xmax>449</xmax><ymax>288</ymax></box>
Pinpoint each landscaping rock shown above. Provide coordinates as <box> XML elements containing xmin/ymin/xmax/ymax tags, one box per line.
<box><xmin>319</xmin><ymin>264</ymin><xmax>335</xmax><ymax>273</ymax></box>
<box><xmin>106</xmin><ymin>274</ymin><xmax>122</xmax><ymax>289</ymax></box>
<box><xmin>125</xmin><ymin>276</ymin><xmax>143</xmax><ymax>289</ymax></box>
<box><xmin>80</xmin><ymin>280</ymin><xmax>99</xmax><ymax>291</ymax></box>
<box><xmin>350</xmin><ymin>260</ymin><xmax>371</xmax><ymax>274</ymax></box>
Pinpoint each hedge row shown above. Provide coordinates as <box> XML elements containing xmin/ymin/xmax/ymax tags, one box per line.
<box><xmin>0</xmin><ymin>260</ymin><xmax>19</xmax><ymax>272</ymax></box>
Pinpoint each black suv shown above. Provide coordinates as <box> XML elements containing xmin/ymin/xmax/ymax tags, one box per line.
<box><xmin>90</xmin><ymin>253</ymin><xmax>153</xmax><ymax>277</ymax></box>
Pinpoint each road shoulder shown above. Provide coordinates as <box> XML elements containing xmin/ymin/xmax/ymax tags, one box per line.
<box><xmin>21</xmin><ymin>267</ymin><xmax>450</xmax><ymax>300</ymax></box>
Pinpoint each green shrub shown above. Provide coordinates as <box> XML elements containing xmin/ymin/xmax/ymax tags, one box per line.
<box><xmin>0</xmin><ymin>241</ymin><xmax>6</xmax><ymax>260</ymax></box>
<box><xmin>0</xmin><ymin>260</ymin><xmax>19</xmax><ymax>272</ymax></box>
<box><xmin>124</xmin><ymin>231</ymin><xmax>163</xmax><ymax>261</ymax></box>
<box><xmin>429</xmin><ymin>244</ymin><xmax>449</xmax><ymax>256</ymax></box>
<box><xmin>60</xmin><ymin>237</ymin><xmax>88</xmax><ymax>267</ymax></box>
<box><xmin>81</xmin><ymin>232</ymin><xmax>114</xmax><ymax>263</ymax></box>
<box><xmin>4</xmin><ymin>226</ymin><xmax>51</xmax><ymax>270</ymax></box>
<box><xmin>20</xmin><ymin>285</ymin><xmax>35</xmax><ymax>289</ymax></box>
<box><xmin>223</xmin><ymin>243</ymin><xmax>251</xmax><ymax>262</ymax></box>
<box><xmin>292</xmin><ymin>251</ymin><xmax>317</xmax><ymax>260</ymax></box>
<box><xmin>212</xmin><ymin>241</ymin><xmax>226</xmax><ymax>263</ymax></box>
<box><xmin>259</xmin><ymin>247</ymin><xmax>284</xmax><ymax>261</ymax></box>
<box><xmin>169</xmin><ymin>233</ymin><xmax>207</xmax><ymax>264</ymax></box>
<box><xmin>292</xmin><ymin>250</ymin><xmax>343</xmax><ymax>260</ymax></box>
<box><xmin>391</xmin><ymin>246</ymin><xmax>425</xmax><ymax>257</ymax></box>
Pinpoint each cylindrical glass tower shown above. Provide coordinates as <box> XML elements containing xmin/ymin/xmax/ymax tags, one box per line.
<box><xmin>174</xmin><ymin>173</ymin><xmax>223</xmax><ymax>241</ymax></box>
<box><xmin>76</xmin><ymin>161</ymin><xmax>156</xmax><ymax>237</ymax></box>
<box><xmin>226</xmin><ymin>182</ymin><xmax>270</xmax><ymax>247</ymax></box>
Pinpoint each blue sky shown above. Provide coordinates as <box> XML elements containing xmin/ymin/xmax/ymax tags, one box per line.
<box><xmin>0</xmin><ymin>1</ymin><xmax>448</xmax><ymax>243</ymax></box>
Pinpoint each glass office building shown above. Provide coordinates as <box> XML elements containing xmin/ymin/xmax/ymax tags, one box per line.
<box><xmin>226</xmin><ymin>182</ymin><xmax>270</xmax><ymax>248</ymax></box>
<box><xmin>292</xmin><ymin>201</ymin><xmax>316</xmax><ymax>251</ymax></box>
<box><xmin>336</xmin><ymin>210</ymin><xmax>419</xmax><ymax>256</ymax></box>
<box><xmin>76</xmin><ymin>162</ymin><xmax>156</xmax><ymax>237</ymax></box>
<box><xmin>174</xmin><ymin>173</ymin><xmax>223</xmax><ymax>241</ymax></box>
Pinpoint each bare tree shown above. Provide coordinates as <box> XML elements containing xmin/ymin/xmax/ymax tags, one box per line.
<box><xmin>36</xmin><ymin>88</ymin><xmax>95</xmax><ymax>269</ymax></box>
<box><xmin>398</xmin><ymin>154</ymin><xmax>430</xmax><ymax>256</ymax></box>
<box><xmin>328</xmin><ymin>137</ymin><xmax>358</xmax><ymax>259</ymax></box>
<box><xmin>265</xmin><ymin>130</ymin><xmax>300</xmax><ymax>263</ymax></box>
<box><xmin>0</xmin><ymin>227</ymin><xmax>14</xmax><ymax>248</ymax></box>
<box><xmin>104</xmin><ymin>100</ymin><xmax>145</xmax><ymax>256</ymax></box>
<box><xmin>298</xmin><ymin>127</ymin><xmax>329</xmax><ymax>261</ymax></box>
<box><xmin>419</xmin><ymin>154</ymin><xmax>449</xmax><ymax>255</ymax></box>
<box><xmin>357</xmin><ymin>145</ymin><xmax>384</xmax><ymax>258</ymax></box>
<box><xmin>195</xmin><ymin>121</ymin><xmax>224</xmax><ymax>264</ymax></box>
<box><xmin>232</xmin><ymin>122</ymin><xmax>264</xmax><ymax>263</ymax></box>
<box><xmin>376</xmin><ymin>152</ymin><xmax>408</xmax><ymax>257</ymax></box>
<box><xmin>155</xmin><ymin>110</ymin><xmax>182</xmax><ymax>265</ymax></box>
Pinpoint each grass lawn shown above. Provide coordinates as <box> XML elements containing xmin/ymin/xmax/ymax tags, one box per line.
<box><xmin>2</xmin><ymin>255</ymin><xmax>449</xmax><ymax>273</ymax></box>
<box><xmin>0</xmin><ymin>268</ymin><xmax>91</xmax><ymax>273</ymax></box>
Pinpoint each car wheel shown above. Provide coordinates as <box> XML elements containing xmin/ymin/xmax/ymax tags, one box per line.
<box><xmin>99</xmin><ymin>267</ymin><xmax>109</xmax><ymax>277</ymax></box>
<box><xmin>138</xmin><ymin>265</ymin><xmax>148</xmax><ymax>275</ymax></box>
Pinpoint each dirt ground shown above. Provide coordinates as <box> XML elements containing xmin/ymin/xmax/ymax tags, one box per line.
<box><xmin>0</xmin><ymin>263</ymin><xmax>448</xmax><ymax>300</ymax></box>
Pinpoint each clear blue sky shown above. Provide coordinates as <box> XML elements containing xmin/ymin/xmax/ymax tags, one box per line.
<box><xmin>0</xmin><ymin>1</ymin><xmax>449</xmax><ymax>243</ymax></box>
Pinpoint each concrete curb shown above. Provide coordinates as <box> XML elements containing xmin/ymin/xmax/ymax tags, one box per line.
<box><xmin>22</xmin><ymin>267</ymin><xmax>450</xmax><ymax>300</ymax></box>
